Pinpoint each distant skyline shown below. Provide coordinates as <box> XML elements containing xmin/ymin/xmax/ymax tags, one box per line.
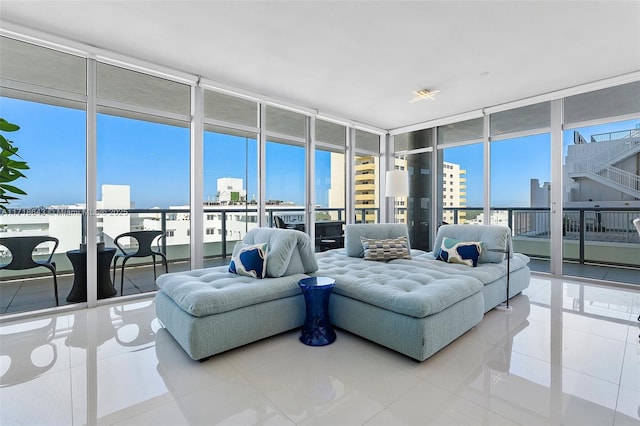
<box><xmin>1</xmin><ymin>96</ymin><xmax>637</xmax><ymax>210</ymax></box>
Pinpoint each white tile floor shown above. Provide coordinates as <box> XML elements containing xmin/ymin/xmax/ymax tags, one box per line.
<box><xmin>1</xmin><ymin>275</ymin><xmax>639</xmax><ymax>426</ymax></box>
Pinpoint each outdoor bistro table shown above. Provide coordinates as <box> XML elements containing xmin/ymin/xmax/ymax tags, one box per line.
<box><xmin>66</xmin><ymin>247</ymin><xmax>117</xmax><ymax>302</ymax></box>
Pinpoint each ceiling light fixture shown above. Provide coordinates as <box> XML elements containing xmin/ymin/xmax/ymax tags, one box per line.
<box><xmin>410</xmin><ymin>89</ymin><xmax>440</xmax><ymax>102</ymax></box>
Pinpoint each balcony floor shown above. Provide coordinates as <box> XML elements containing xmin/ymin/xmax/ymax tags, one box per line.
<box><xmin>1</xmin><ymin>258</ymin><xmax>638</xmax><ymax>316</ymax></box>
<box><xmin>528</xmin><ymin>259</ymin><xmax>640</xmax><ymax>287</ymax></box>
<box><xmin>0</xmin><ymin>258</ymin><xmax>229</xmax><ymax>315</ymax></box>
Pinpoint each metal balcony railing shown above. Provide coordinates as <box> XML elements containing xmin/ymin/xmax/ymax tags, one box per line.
<box><xmin>0</xmin><ymin>206</ymin><xmax>380</xmax><ymax>278</ymax></box>
<box><xmin>439</xmin><ymin>206</ymin><xmax>640</xmax><ymax>268</ymax></box>
<box><xmin>2</xmin><ymin>205</ymin><xmax>637</xmax><ymax>285</ymax></box>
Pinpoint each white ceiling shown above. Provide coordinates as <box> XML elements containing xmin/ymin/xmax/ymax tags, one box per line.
<box><xmin>1</xmin><ymin>1</ymin><xmax>639</xmax><ymax>131</ymax></box>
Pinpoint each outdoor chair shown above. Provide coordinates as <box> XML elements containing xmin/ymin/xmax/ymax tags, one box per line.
<box><xmin>112</xmin><ymin>230</ymin><xmax>168</xmax><ymax>296</ymax></box>
<box><xmin>0</xmin><ymin>236</ymin><xmax>60</xmax><ymax>306</ymax></box>
<box><xmin>274</xmin><ymin>216</ymin><xmax>288</xmax><ymax>229</ymax></box>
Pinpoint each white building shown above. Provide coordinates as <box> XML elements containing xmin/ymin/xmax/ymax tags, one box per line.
<box><xmin>216</xmin><ymin>177</ymin><xmax>246</xmax><ymax>204</ymax></box>
<box><xmin>0</xmin><ymin>184</ymin><xmax>133</xmax><ymax>254</ymax></box>
<box><xmin>564</xmin><ymin>127</ymin><xmax>640</xmax><ymax>208</ymax></box>
<box><xmin>530</xmin><ymin>179</ymin><xmax>551</xmax><ymax>208</ymax></box>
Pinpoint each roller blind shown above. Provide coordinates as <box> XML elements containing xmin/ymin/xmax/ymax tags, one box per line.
<box><xmin>564</xmin><ymin>81</ymin><xmax>640</xmax><ymax>126</ymax></box>
<box><xmin>204</xmin><ymin>90</ymin><xmax>258</xmax><ymax>128</ymax></box>
<box><xmin>0</xmin><ymin>36</ymin><xmax>86</xmax><ymax>95</ymax></box>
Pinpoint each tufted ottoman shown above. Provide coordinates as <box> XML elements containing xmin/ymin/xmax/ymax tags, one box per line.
<box><xmin>155</xmin><ymin>266</ymin><xmax>309</xmax><ymax>360</ymax></box>
<box><xmin>314</xmin><ymin>252</ymin><xmax>485</xmax><ymax>361</ymax></box>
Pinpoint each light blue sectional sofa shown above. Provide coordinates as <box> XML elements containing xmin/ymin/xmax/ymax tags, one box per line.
<box><xmin>155</xmin><ymin>227</ymin><xmax>318</xmax><ymax>360</ymax></box>
<box><xmin>155</xmin><ymin>224</ymin><xmax>530</xmax><ymax>362</ymax></box>
<box><xmin>315</xmin><ymin>223</ymin><xmax>530</xmax><ymax>361</ymax></box>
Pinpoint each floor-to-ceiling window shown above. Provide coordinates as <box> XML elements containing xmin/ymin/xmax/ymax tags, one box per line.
<box><xmin>490</xmin><ymin>102</ymin><xmax>551</xmax><ymax>272</ymax></box>
<box><xmin>354</xmin><ymin>130</ymin><xmax>380</xmax><ymax>223</ymax></box>
<box><xmin>265</xmin><ymin>106</ymin><xmax>307</xmax><ymax>228</ymax></box>
<box><xmin>96</xmin><ymin>63</ymin><xmax>191</xmax><ymax>296</ymax></box>
<box><xmin>315</xmin><ymin>119</ymin><xmax>346</xmax><ymax>250</ymax></box>
<box><xmin>394</xmin><ymin>129</ymin><xmax>433</xmax><ymax>250</ymax></box>
<box><xmin>437</xmin><ymin>117</ymin><xmax>484</xmax><ymax>227</ymax></box>
<box><xmin>203</xmin><ymin>90</ymin><xmax>258</xmax><ymax>263</ymax></box>
<box><xmin>422</xmin><ymin>82</ymin><xmax>639</xmax><ymax>285</ymax></box>
<box><xmin>562</xmin><ymin>81</ymin><xmax>640</xmax><ymax>282</ymax></box>
<box><xmin>0</xmin><ymin>36</ymin><xmax>87</xmax><ymax>314</ymax></box>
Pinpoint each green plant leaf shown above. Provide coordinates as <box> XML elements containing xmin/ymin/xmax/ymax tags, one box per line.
<box><xmin>1</xmin><ymin>164</ymin><xmax>27</xmax><ymax>177</ymax></box>
<box><xmin>6</xmin><ymin>160</ymin><xmax>29</xmax><ymax>170</ymax></box>
<box><xmin>0</xmin><ymin>119</ymin><xmax>20</xmax><ymax>132</ymax></box>
<box><xmin>0</xmin><ymin>184</ymin><xmax>27</xmax><ymax>195</ymax></box>
<box><xmin>1</xmin><ymin>171</ymin><xmax>26</xmax><ymax>182</ymax></box>
<box><xmin>0</xmin><ymin>117</ymin><xmax>27</xmax><ymax>206</ymax></box>
<box><xmin>0</xmin><ymin>137</ymin><xmax>13</xmax><ymax>151</ymax></box>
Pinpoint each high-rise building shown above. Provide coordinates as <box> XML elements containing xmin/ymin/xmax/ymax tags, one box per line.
<box><xmin>442</xmin><ymin>162</ymin><xmax>467</xmax><ymax>224</ymax></box>
<box><xmin>354</xmin><ymin>155</ymin><xmax>379</xmax><ymax>223</ymax></box>
<box><xmin>530</xmin><ymin>179</ymin><xmax>551</xmax><ymax>208</ymax></box>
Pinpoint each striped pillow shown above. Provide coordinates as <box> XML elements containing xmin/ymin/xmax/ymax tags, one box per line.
<box><xmin>360</xmin><ymin>236</ymin><xmax>411</xmax><ymax>261</ymax></box>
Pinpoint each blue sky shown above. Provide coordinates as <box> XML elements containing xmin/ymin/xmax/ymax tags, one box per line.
<box><xmin>1</xmin><ymin>96</ymin><xmax>637</xmax><ymax>209</ymax></box>
<box><xmin>0</xmin><ymin>97</ymin><xmax>331</xmax><ymax>208</ymax></box>
<box><xmin>442</xmin><ymin>134</ymin><xmax>552</xmax><ymax>207</ymax></box>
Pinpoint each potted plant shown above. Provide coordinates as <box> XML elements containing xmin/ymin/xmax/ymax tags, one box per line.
<box><xmin>0</xmin><ymin>118</ymin><xmax>29</xmax><ymax>212</ymax></box>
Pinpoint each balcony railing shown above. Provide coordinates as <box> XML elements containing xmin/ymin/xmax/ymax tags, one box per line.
<box><xmin>0</xmin><ymin>206</ymin><xmax>380</xmax><ymax>278</ymax></box>
<box><xmin>440</xmin><ymin>207</ymin><xmax>640</xmax><ymax>268</ymax></box>
<box><xmin>1</xmin><ymin>205</ymin><xmax>638</xmax><ymax>314</ymax></box>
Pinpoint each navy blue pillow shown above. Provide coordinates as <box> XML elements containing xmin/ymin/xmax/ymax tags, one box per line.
<box><xmin>229</xmin><ymin>243</ymin><xmax>268</xmax><ymax>278</ymax></box>
<box><xmin>436</xmin><ymin>237</ymin><xmax>482</xmax><ymax>267</ymax></box>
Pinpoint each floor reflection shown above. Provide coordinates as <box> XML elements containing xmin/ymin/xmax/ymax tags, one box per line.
<box><xmin>0</xmin><ymin>317</ymin><xmax>58</xmax><ymax>387</ymax></box>
<box><xmin>0</xmin><ymin>275</ymin><xmax>638</xmax><ymax>425</ymax></box>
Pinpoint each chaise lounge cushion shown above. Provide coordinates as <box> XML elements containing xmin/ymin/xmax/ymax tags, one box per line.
<box><xmin>156</xmin><ymin>267</ymin><xmax>307</xmax><ymax>317</ymax></box>
<box><xmin>314</xmin><ymin>251</ymin><xmax>483</xmax><ymax>318</ymax></box>
<box><xmin>240</xmin><ymin>227</ymin><xmax>318</xmax><ymax>277</ymax></box>
<box><xmin>157</xmin><ymin>227</ymin><xmax>318</xmax><ymax>317</ymax></box>
<box><xmin>391</xmin><ymin>250</ymin><xmax>530</xmax><ymax>286</ymax></box>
